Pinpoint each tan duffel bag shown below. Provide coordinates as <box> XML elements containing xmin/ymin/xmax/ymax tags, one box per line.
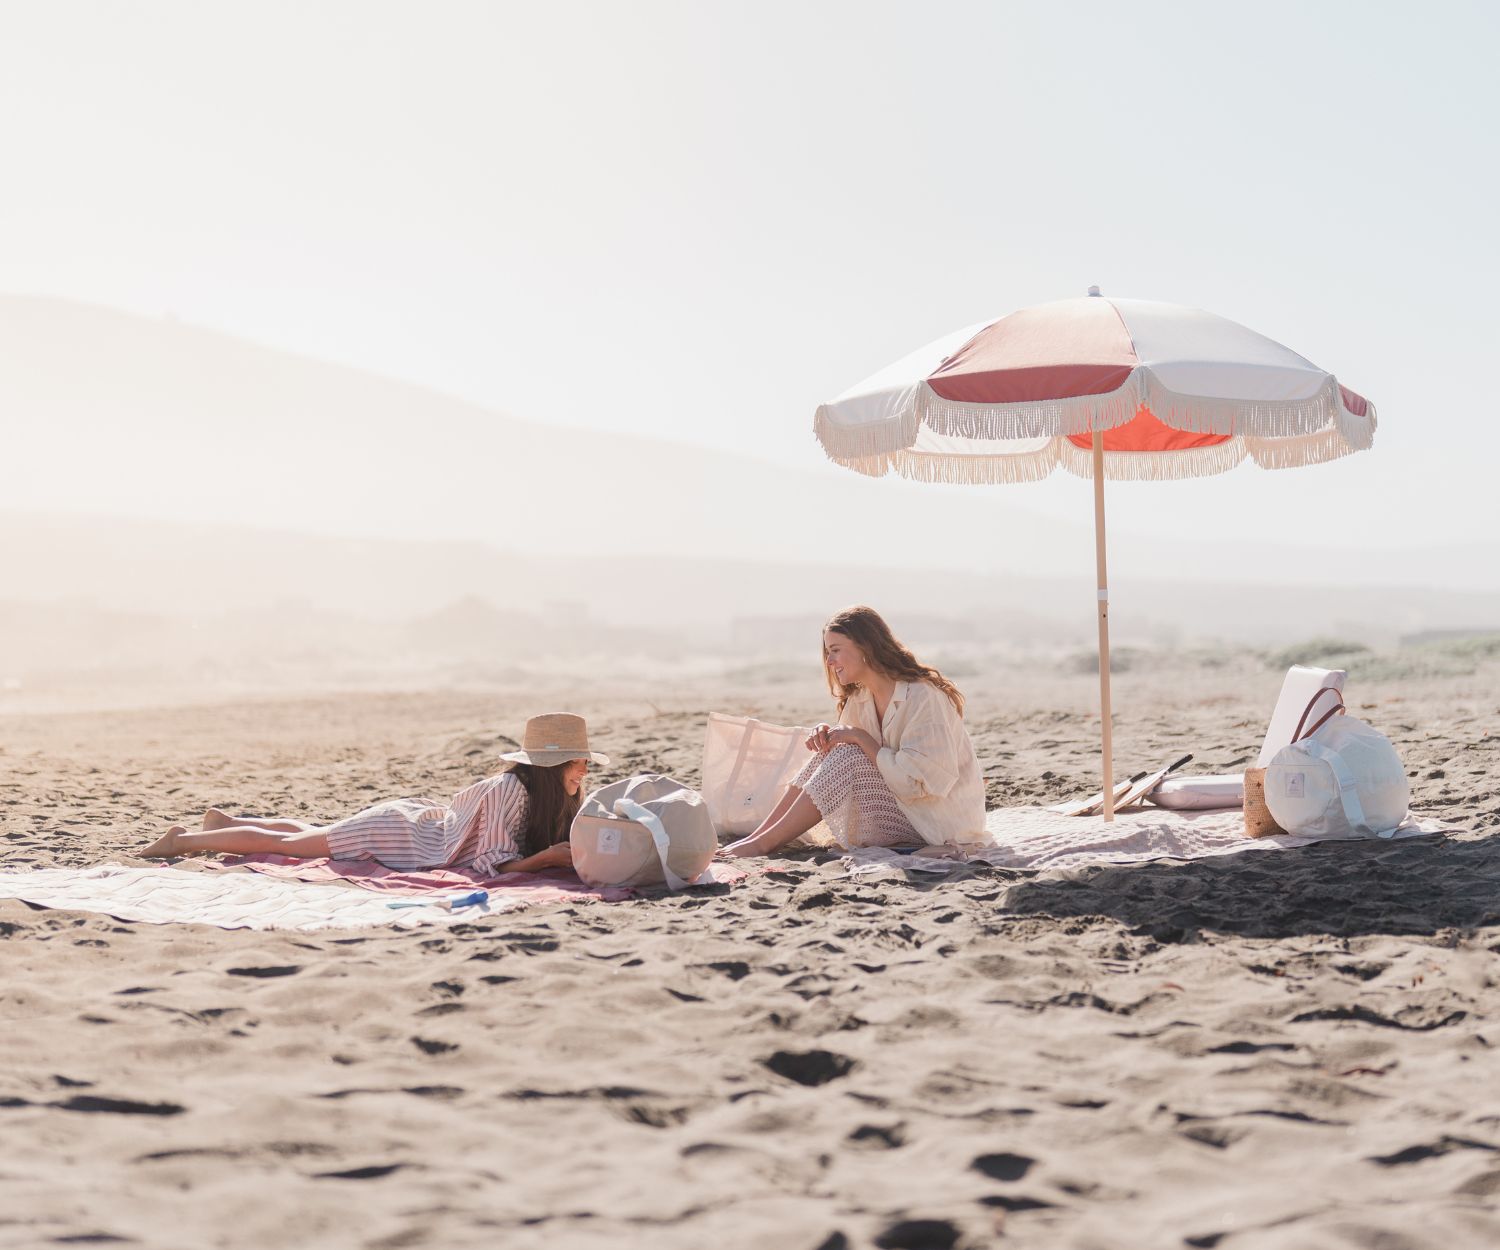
<box><xmin>570</xmin><ymin>774</ymin><xmax>716</xmax><ymax>890</ymax></box>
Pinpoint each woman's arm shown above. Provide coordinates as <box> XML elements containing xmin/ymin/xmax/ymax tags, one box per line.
<box><xmin>506</xmin><ymin>842</ymin><xmax>574</xmax><ymax>873</ymax></box>
<box><xmin>872</xmin><ymin>694</ymin><xmax>961</xmax><ymax>801</ymax></box>
<box><xmin>824</xmin><ymin>725</ymin><xmax>881</xmax><ymax>762</ymax></box>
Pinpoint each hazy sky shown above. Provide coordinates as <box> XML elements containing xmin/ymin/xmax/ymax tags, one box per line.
<box><xmin>2</xmin><ymin>1</ymin><xmax>1496</xmax><ymax>560</ymax></box>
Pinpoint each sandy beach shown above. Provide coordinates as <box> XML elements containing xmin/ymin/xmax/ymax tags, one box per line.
<box><xmin>2</xmin><ymin>659</ymin><xmax>1498</xmax><ymax>1250</ymax></box>
<box><xmin>6</xmin><ymin>2</ymin><xmax>1499</xmax><ymax>1245</ymax></box>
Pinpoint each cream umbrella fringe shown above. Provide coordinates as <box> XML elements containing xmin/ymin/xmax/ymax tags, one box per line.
<box><xmin>815</xmin><ymin>375</ymin><xmax>1375</xmax><ymax>468</ymax></box>
<box><xmin>817</xmin><ymin>390</ymin><xmax>1374</xmax><ymax>484</ymax></box>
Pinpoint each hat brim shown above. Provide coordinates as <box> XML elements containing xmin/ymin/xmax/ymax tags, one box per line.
<box><xmin>500</xmin><ymin>750</ymin><xmax>610</xmax><ymax>767</ymax></box>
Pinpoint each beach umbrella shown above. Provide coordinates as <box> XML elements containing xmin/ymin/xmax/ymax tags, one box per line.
<box><xmin>813</xmin><ymin>288</ymin><xmax>1377</xmax><ymax>820</ymax></box>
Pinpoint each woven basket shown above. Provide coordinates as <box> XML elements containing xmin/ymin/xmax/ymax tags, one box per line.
<box><xmin>1243</xmin><ymin>767</ymin><xmax>1285</xmax><ymax>839</ymax></box>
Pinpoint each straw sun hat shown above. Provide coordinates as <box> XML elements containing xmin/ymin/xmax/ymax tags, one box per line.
<box><xmin>499</xmin><ymin>713</ymin><xmax>610</xmax><ymax>768</ymax></box>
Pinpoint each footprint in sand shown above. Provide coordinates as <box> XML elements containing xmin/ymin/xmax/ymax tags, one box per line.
<box><xmin>696</xmin><ymin>960</ymin><xmax>750</xmax><ymax>980</ymax></box>
<box><xmin>1291</xmin><ymin>1003</ymin><xmax>1467</xmax><ymax>1030</ymax></box>
<box><xmin>1208</xmin><ymin>1040</ymin><xmax>1296</xmax><ymax>1054</ymax></box>
<box><xmin>55</xmin><ymin>1095</ymin><xmax>186</xmax><ymax>1116</ymax></box>
<box><xmin>847</xmin><ymin>1123</ymin><xmax>906</xmax><ymax>1150</ymax></box>
<box><xmin>312</xmin><ymin>1163</ymin><xmax>410</xmax><ymax>1181</ymax></box>
<box><xmin>762</xmin><ymin>1049</ymin><xmax>856</xmax><ymax>1087</ymax></box>
<box><xmin>410</xmin><ymin>1037</ymin><xmax>459</xmax><ymax>1055</ymax></box>
<box><xmin>1369</xmin><ymin>1136</ymin><xmax>1499</xmax><ymax>1167</ymax></box>
<box><xmin>971</xmin><ymin>1152</ymin><xmax>1034</xmax><ymax>1181</ymax></box>
<box><xmin>873</xmin><ymin>1219</ymin><xmax>961</xmax><ymax>1250</ymax></box>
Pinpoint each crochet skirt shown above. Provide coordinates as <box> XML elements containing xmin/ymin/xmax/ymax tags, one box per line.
<box><xmin>792</xmin><ymin>744</ymin><xmax>919</xmax><ymax>849</ymax></box>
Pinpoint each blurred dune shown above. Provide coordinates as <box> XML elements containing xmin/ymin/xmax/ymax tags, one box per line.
<box><xmin>2</xmin><ymin>508</ymin><xmax>1499</xmax><ymax>715</ymax></box>
<box><xmin>0</xmin><ymin>294</ymin><xmax>1065</xmax><ymax>569</ymax></box>
<box><xmin>4</xmin><ymin>294</ymin><xmax>1498</xmax><ymax>590</ymax></box>
<box><xmin>3</xmin><ymin>294</ymin><xmax>1499</xmax><ymax>711</ymax></box>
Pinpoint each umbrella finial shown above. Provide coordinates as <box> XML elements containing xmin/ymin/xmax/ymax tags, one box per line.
<box><xmin>1087</xmin><ymin>285</ymin><xmax>1102</xmax><ymax>297</ymax></box>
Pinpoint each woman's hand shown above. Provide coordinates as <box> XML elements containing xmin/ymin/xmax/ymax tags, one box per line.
<box><xmin>541</xmin><ymin>842</ymin><xmax>573</xmax><ymax>869</ymax></box>
<box><xmin>510</xmin><ymin>842</ymin><xmax>574</xmax><ymax>873</ymax></box>
<box><xmin>804</xmin><ymin>723</ymin><xmax>833</xmax><ymax>752</ymax></box>
<box><xmin>826</xmin><ymin>726</ymin><xmax>881</xmax><ymax>762</ymax></box>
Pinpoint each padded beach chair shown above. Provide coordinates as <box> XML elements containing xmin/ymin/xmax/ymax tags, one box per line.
<box><xmin>1148</xmin><ymin>665</ymin><xmax>1347</xmax><ymax>810</ymax></box>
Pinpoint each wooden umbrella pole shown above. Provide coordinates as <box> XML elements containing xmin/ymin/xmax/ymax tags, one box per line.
<box><xmin>1092</xmin><ymin>427</ymin><xmax>1115</xmax><ymax>822</ymax></box>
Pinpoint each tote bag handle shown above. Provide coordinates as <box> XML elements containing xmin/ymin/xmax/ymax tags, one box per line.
<box><xmin>1291</xmin><ymin>687</ymin><xmax>1346</xmax><ymax>743</ymax></box>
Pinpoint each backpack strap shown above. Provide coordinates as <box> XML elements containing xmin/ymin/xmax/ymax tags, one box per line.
<box><xmin>612</xmin><ymin>797</ymin><xmax>708</xmax><ymax>891</ymax></box>
<box><xmin>1295</xmin><ymin>738</ymin><xmax>1387</xmax><ymax>836</ymax></box>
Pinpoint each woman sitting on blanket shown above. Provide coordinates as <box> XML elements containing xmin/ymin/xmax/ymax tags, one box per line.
<box><xmin>723</xmin><ymin>605</ymin><xmax>986</xmax><ymax>856</ymax></box>
<box><xmin>140</xmin><ymin>713</ymin><xmax>605</xmax><ymax>875</ymax></box>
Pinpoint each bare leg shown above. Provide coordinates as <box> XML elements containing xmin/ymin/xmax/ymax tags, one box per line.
<box><xmin>722</xmin><ymin>792</ymin><xmax>823</xmax><ymax>857</ymax></box>
<box><xmin>141</xmin><ymin>824</ymin><xmax>331</xmax><ymax>860</ymax></box>
<box><xmin>745</xmin><ymin>783</ymin><xmax>805</xmax><ymax>840</ymax></box>
<box><xmin>203</xmin><ymin>808</ymin><xmax>311</xmax><ymax>833</ymax></box>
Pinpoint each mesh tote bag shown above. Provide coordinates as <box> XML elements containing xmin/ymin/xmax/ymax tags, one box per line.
<box><xmin>700</xmin><ymin>713</ymin><xmax>813</xmax><ymax>836</ymax></box>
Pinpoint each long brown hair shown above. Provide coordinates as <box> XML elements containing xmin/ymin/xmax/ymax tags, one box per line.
<box><xmin>505</xmin><ymin>762</ymin><xmax>583</xmax><ymax>857</ymax></box>
<box><xmin>823</xmin><ymin>605</ymin><xmax>965</xmax><ymax>719</ymax></box>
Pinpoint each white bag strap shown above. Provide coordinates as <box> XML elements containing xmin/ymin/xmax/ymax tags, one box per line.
<box><xmin>612</xmin><ymin>797</ymin><xmax>709</xmax><ymax>890</ymax></box>
<box><xmin>1297</xmin><ymin>739</ymin><xmax>1392</xmax><ymax>837</ymax></box>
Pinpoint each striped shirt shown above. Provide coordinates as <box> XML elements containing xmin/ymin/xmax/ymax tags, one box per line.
<box><xmin>324</xmin><ymin>772</ymin><xmax>531</xmax><ymax>874</ymax></box>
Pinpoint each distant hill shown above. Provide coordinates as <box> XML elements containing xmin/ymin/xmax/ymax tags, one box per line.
<box><xmin>0</xmin><ymin>294</ymin><xmax>1072</xmax><ymax>573</ymax></box>
<box><xmin>3</xmin><ymin>294</ymin><xmax>1496</xmax><ymax>593</ymax></box>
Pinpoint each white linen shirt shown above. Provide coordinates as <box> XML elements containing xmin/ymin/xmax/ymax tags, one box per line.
<box><xmin>839</xmin><ymin>679</ymin><xmax>987</xmax><ymax>845</ymax></box>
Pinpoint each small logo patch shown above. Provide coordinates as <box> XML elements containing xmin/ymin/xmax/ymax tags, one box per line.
<box><xmin>597</xmin><ymin>827</ymin><xmax>622</xmax><ymax>855</ymax></box>
<box><xmin>1285</xmin><ymin>772</ymin><xmax>1306</xmax><ymax>799</ymax></box>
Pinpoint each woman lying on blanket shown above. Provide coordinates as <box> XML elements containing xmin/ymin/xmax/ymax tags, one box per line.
<box><xmin>140</xmin><ymin>713</ymin><xmax>605</xmax><ymax>875</ymax></box>
<box><xmin>723</xmin><ymin>605</ymin><xmax>986</xmax><ymax>856</ymax></box>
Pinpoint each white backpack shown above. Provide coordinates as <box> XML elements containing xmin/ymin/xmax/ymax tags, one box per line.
<box><xmin>570</xmin><ymin>774</ymin><xmax>717</xmax><ymax>890</ymax></box>
<box><xmin>1264</xmin><ymin>689</ymin><xmax>1410</xmax><ymax>839</ymax></box>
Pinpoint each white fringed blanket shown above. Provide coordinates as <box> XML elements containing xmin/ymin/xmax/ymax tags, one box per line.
<box><xmin>842</xmin><ymin>806</ymin><xmax>1449</xmax><ymax>876</ymax></box>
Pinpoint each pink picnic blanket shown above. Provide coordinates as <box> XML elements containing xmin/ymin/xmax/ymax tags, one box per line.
<box><xmin>200</xmin><ymin>853</ymin><xmax>638</xmax><ymax>902</ymax></box>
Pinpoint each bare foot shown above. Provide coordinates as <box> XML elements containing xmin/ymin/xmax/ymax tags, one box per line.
<box><xmin>202</xmin><ymin>808</ymin><xmax>234</xmax><ymax>830</ymax></box>
<box><xmin>141</xmin><ymin>825</ymin><xmax>187</xmax><ymax>859</ymax></box>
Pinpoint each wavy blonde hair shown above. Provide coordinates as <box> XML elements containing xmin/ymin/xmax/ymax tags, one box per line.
<box><xmin>822</xmin><ymin>605</ymin><xmax>965</xmax><ymax>718</ymax></box>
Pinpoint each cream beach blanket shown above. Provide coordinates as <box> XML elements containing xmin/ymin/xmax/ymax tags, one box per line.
<box><xmin>842</xmin><ymin>805</ymin><xmax>1450</xmax><ymax>876</ymax></box>
<box><xmin>0</xmin><ymin>860</ymin><xmax>749</xmax><ymax>932</ymax></box>
<box><xmin>0</xmin><ymin>864</ymin><xmax>484</xmax><ymax>932</ymax></box>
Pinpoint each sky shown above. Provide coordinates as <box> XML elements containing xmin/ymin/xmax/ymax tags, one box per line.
<box><xmin>1</xmin><ymin>0</ymin><xmax>1497</xmax><ymax>566</ymax></box>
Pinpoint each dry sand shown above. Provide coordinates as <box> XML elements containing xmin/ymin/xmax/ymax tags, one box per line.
<box><xmin>2</xmin><ymin>664</ymin><xmax>1499</xmax><ymax>1249</ymax></box>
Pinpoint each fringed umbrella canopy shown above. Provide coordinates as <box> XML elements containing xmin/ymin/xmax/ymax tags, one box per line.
<box><xmin>812</xmin><ymin>290</ymin><xmax>1378</xmax><ymax>821</ymax></box>
<box><xmin>814</xmin><ymin>292</ymin><xmax>1376</xmax><ymax>483</ymax></box>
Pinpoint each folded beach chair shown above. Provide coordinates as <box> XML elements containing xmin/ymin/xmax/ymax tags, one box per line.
<box><xmin>1148</xmin><ymin>665</ymin><xmax>1347</xmax><ymax>810</ymax></box>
